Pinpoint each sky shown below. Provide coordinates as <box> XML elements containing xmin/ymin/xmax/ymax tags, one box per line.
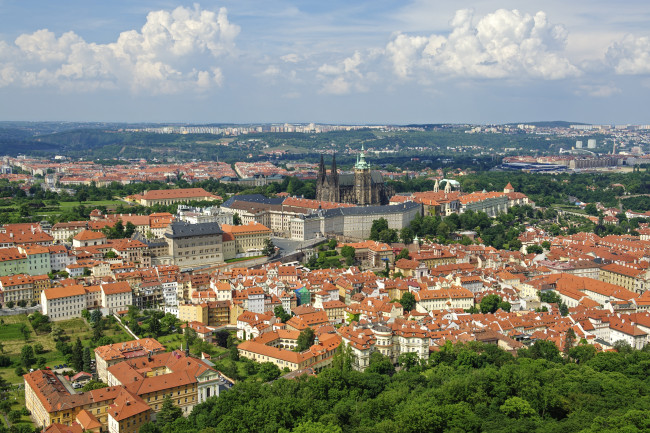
<box><xmin>1</xmin><ymin>0</ymin><xmax>650</xmax><ymax>124</ymax></box>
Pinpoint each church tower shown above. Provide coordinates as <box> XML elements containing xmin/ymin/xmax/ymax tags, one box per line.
<box><xmin>354</xmin><ymin>145</ymin><xmax>372</xmax><ymax>205</ymax></box>
<box><xmin>316</xmin><ymin>154</ymin><xmax>327</xmax><ymax>201</ymax></box>
<box><xmin>330</xmin><ymin>153</ymin><xmax>340</xmax><ymax>202</ymax></box>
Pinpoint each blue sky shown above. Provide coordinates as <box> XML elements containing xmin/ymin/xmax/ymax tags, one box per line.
<box><xmin>1</xmin><ymin>0</ymin><xmax>650</xmax><ymax>124</ymax></box>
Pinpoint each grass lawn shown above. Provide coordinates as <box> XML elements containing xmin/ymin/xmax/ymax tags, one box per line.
<box><xmin>57</xmin><ymin>200</ymin><xmax>126</xmax><ymax>211</ymax></box>
<box><xmin>552</xmin><ymin>204</ymin><xmax>587</xmax><ymax>214</ymax></box>
<box><xmin>0</xmin><ymin>323</ymin><xmax>26</xmax><ymax>340</ymax></box>
<box><xmin>0</xmin><ymin>315</ymin><xmax>131</xmax><ymax>385</ymax></box>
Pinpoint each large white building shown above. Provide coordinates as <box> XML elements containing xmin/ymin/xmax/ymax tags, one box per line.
<box><xmin>41</xmin><ymin>285</ymin><xmax>87</xmax><ymax>321</ymax></box>
<box><xmin>291</xmin><ymin>201</ymin><xmax>422</xmax><ymax>241</ymax></box>
<box><xmin>100</xmin><ymin>281</ymin><xmax>133</xmax><ymax>314</ymax></box>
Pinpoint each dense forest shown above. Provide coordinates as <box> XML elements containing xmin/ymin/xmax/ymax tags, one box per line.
<box><xmin>141</xmin><ymin>341</ymin><xmax>650</xmax><ymax>433</ymax></box>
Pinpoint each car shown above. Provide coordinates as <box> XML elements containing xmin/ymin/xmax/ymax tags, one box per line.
<box><xmin>62</xmin><ymin>364</ymin><xmax>68</xmax><ymax>368</ymax></box>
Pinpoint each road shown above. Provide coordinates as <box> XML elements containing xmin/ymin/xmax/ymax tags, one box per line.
<box><xmin>272</xmin><ymin>237</ymin><xmax>326</xmax><ymax>257</ymax></box>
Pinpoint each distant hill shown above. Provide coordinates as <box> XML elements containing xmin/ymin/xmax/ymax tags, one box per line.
<box><xmin>507</xmin><ymin>121</ymin><xmax>588</xmax><ymax>128</ymax></box>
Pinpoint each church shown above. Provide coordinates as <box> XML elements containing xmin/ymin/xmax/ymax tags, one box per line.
<box><xmin>316</xmin><ymin>146</ymin><xmax>393</xmax><ymax>205</ymax></box>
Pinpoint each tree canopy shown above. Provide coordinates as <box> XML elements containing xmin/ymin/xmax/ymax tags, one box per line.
<box><xmin>165</xmin><ymin>341</ymin><xmax>650</xmax><ymax>433</ymax></box>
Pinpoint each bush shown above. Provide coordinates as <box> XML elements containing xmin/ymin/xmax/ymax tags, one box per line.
<box><xmin>8</xmin><ymin>410</ymin><xmax>21</xmax><ymax>423</ymax></box>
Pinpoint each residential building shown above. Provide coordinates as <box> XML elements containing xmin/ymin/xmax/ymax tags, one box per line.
<box><xmin>41</xmin><ymin>285</ymin><xmax>87</xmax><ymax>321</ymax></box>
<box><xmin>94</xmin><ymin>339</ymin><xmax>166</xmax><ymax>383</ymax></box>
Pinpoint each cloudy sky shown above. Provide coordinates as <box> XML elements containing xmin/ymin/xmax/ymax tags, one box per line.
<box><xmin>1</xmin><ymin>0</ymin><xmax>649</xmax><ymax>124</ymax></box>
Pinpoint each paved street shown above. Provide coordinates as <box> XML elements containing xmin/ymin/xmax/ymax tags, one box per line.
<box><xmin>272</xmin><ymin>237</ymin><xmax>326</xmax><ymax>256</ymax></box>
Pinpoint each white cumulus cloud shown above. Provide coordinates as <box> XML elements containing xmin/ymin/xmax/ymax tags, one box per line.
<box><xmin>0</xmin><ymin>5</ymin><xmax>239</xmax><ymax>93</ymax></box>
<box><xmin>606</xmin><ymin>35</ymin><xmax>650</xmax><ymax>75</ymax></box>
<box><xmin>387</xmin><ymin>9</ymin><xmax>581</xmax><ymax>81</ymax></box>
<box><xmin>317</xmin><ymin>50</ymin><xmax>376</xmax><ymax>94</ymax></box>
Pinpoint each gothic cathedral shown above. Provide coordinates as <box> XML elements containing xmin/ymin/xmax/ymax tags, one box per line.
<box><xmin>316</xmin><ymin>146</ymin><xmax>393</xmax><ymax>205</ymax></box>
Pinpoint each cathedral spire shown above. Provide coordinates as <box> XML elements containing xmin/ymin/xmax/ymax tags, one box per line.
<box><xmin>318</xmin><ymin>153</ymin><xmax>326</xmax><ymax>181</ymax></box>
<box><xmin>355</xmin><ymin>144</ymin><xmax>370</xmax><ymax>170</ymax></box>
<box><xmin>330</xmin><ymin>153</ymin><xmax>339</xmax><ymax>202</ymax></box>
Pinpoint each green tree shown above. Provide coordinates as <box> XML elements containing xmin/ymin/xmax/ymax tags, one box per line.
<box><xmin>233</xmin><ymin>212</ymin><xmax>242</xmax><ymax>225</ymax></box>
<box><xmin>148</xmin><ymin>317</ymin><xmax>162</xmax><ymax>337</ymax></box>
<box><xmin>274</xmin><ymin>305</ymin><xmax>291</xmax><ymax>323</ymax></box>
<box><xmin>370</xmin><ymin>218</ymin><xmax>389</xmax><ymax>241</ymax></box>
<box><xmin>340</xmin><ymin>245</ymin><xmax>355</xmax><ymax>266</ymax></box>
<box><xmin>399</xmin><ymin>292</ymin><xmax>416</xmax><ymax>312</ymax></box>
<box><xmin>500</xmin><ymin>396</ymin><xmax>537</xmax><ymax>418</ymax></box>
<box><xmin>395</xmin><ymin>248</ymin><xmax>411</xmax><ymax>261</ymax></box>
<box><xmin>8</xmin><ymin>410</ymin><xmax>21</xmax><ymax>423</ymax></box>
<box><xmin>19</xmin><ymin>324</ymin><xmax>30</xmax><ymax>341</ymax></box>
<box><xmin>71</xmin><ymin>338</ymin><xmax>84</xmax><ymax>371</ymax></box>
<box><xmin>497</xmin><ymin>301</ymin><xmax>511</xmax><ymax>312</ymax></box>
<box><xmin>82</xmin><ymin>347</ymin><xmax>92</xmax><ymax>372</ymax></box>
<box><xmin>282</xmin><ymin>421</ymin><xmax>342</xmax><ymax>433</ymax></box>
<box><xmin>559</xmin><ymin>303</ymin><xmax>569</xmax><ymax>316</ymax></box>
<box><xmin>82</xmin><ymin>380</ymin><xmax>108</xmax><ymax>392</ymax></box>
<box><xmin>526</xmin><ymin>244</ymin><xmax>543</xmax><ymax>254</ymax></box>
<box><xmin>258</xmin><ymin>362</ymin><xmax>281</xmax><ymax>382</ymax></box>
<box><xmin>366</xmin><ymin>352</ymin><xmax>395</xmax><ymax>376</ymax></box>
<box><xmin>157</xmin><ymin>396</ymin><xmax>183</xmax><ymax>425</ymax></box>
<box><xmin>262</xmin><ymin>238</ymin><xmax>276</xmax><ymax>256</ymax></box>
<box><xmin>327</xmin><ymin>238</ymin><xmax>338</xmax><ymax>250</ymax></box>
<box><xmin>564</xmin><ymin>329</ymin><xmax>576</xmax><ymax>357</ymax></box>
<box><xmin>33</xmin><ymin>343</ymin><xmax>44</xmax><ymax>355</ymax></box>
<box><xmin>91</xmin><ymin>309</ymin><xmax>103</xmax><ymax>324</ymax></box>
<box><xmin>229</xmin><ymin>345</ymin><xmax>240</xmax><ymax>361</ymax></box>
<box><xmin>296</xmin><ymin>328</ymin><xmax>315</xmax><ymax>352</ymax></box>
<box><xmin>398</xmin><ymin>352</ymin><xmax>421</xmax><ymax>371</ymax></box>
<box><xmin>184</xmin><ymin>326</ymin><xmax>197</xmax><ymax>348</ymax></box>
<box><xmin>568</xmin><ymin>343</ymin><xmax>597</xmax><ymax>364</ymax></box>
<box><xmin>585</xmin><ymin>203</ymin><xmax>598</xmax><ymax>215</ymax></box>
<box><xmin>124</xmin><ymin>221</ymin><xmax>136</xmax><ymax>238</ymax></box>
<box><xmin>526</xmin><ymin>339</ymin><xmax>563</xmax><ymax>363</ymax></box>
<box><xmin>20</xmin><ymin>345</ymin><xmax>35</xmax><ymax>368</ymax></box>
<box><xmin>480</xmin><ymin>294</ymin><xmax>503</xmax><ymax>314</ymax></box>
<box><xmin>331</xmin><ymin>342</ymin><xmax>353</xmax><ymax>373</ymax></box>
<box><xmin>400</xmin><ymin>227</ymin><xmax>414</xmax><ymax>244</ymax></box>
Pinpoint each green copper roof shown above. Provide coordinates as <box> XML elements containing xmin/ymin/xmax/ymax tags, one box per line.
<box><xmin>355</xmin><ymin>144</ymin><xmax>370</xmax><ymax>170</ymax></box>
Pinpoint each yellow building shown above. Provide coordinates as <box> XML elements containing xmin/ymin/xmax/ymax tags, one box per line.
<box><xmin>179</xmin><ymin>303</ymin><xmax>208</xmax><ymax>324</ymax></box>
<box><xmin>31</xmin><ymin>274</ymin><xmax>52</xmax><ymax>303</ymax></box>
<box><xmin>25</xmin><ymin>351</ymin><xmax>226</xmax><ymax>430</ymax></box>
<box><xmin>599</xmin><ymin>263</ymin><xmax>646</xmax><ymax>293</ymax></box>
<box><xmin>126</xmin><ymin>188</ymin><xmax>219</xmax><ymax>207</ymax></box>
<box><xmin>24</xmin><ymin>369</ymin><xmax>122</xmax><ymax>428</ymax></box>
<box><xmin>220</xmin><ymin>222</ymin><xmax>272</xmax><ymax>259</ymax></box>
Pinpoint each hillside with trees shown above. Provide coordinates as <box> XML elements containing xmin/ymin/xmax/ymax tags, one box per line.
<box><xmin>140</xmin><ymin>341</ymin><xmax>650</xmax><ymax>433</ymax></box>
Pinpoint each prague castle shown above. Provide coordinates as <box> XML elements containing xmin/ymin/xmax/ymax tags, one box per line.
<box><xmin>316</xmin><ymin>146</ymin><xmax>393</xmax><ymax>205</ymax></box>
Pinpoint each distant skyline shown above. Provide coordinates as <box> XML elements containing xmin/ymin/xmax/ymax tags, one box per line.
<box><xmin>1</xmin><ymin>0</ymin><xmax>650</xmax><ymax>124</ymax></box>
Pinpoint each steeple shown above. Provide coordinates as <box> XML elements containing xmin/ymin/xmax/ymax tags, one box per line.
<box><xmin>355</xmin><ymin>144</ymin><xmax>370</xmax><ymax>170</ymax></box>
<box><xmin>318</xmin><ymin>154</ymin><xmax>326</xmax><ymax>181</ymax></box>
<box><xmin>330</xmin><ymin>153</ymin><xmax>339</xmax><ymax>202</ymax></box>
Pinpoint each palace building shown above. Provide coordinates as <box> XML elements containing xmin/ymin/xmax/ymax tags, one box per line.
<box><xmin>316</xmin><ymin>146</ymin><xmax>393</xmax><ymax>205</ymax></box>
